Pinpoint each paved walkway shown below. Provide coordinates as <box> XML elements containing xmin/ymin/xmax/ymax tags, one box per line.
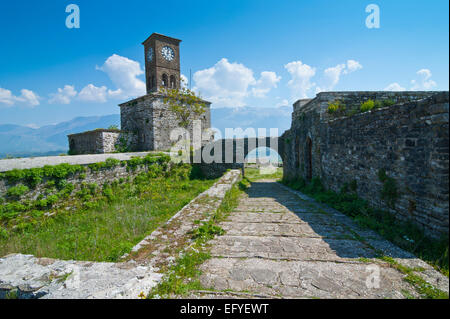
<box><xmin>195</xmin><ymin>180</ymin><xmax>448</xmax><ymax>299</ymax></box>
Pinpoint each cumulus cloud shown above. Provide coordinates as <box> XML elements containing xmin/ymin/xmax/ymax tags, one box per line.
<box><xmin>384</xmin><ymin>69</ymin><xmax>437</xmax><ymax>92</ymax></box>
<box><xmin>411</xmin><ymin>69</ymin><xmax>437</xmax><ymax>90</ymax></box>
<box><xmin>284</xmin><ymin>60</ymin><xmax>316</xmax><ymax>100</ymax></box>
<box><xmin>316</xmin><ymin>60</ymin><xmax>363</xmax><ymax>93</ymax></box>
<box><xmin>193</xmin><ymin>59</ymin><xmax>281</xmax><ymax>106</ymax></box>
<box><xmin>193</xmin><ymin>58</ymin><xmax>256</xmax><ymax>107</ymax></box>
<box><xmin>78</xmin><ymin>84</ymin><xmax>108</xmax><ymax>103</ymax></box>
<box><xmin>48</xmin><ymin>85</ymin><xmax>77</xmax><ymax>104</ymax></box>
<box><xmin>180</xmin><ymin>74</ymin><xmax>189</xmax><ymax>89</ymax></box>
<box><xmin>96</xmin><ymin>54</ymin><xmax>146</xmax><ymax>99</ymax></box>
<box><xmin>251</xmin><ymin>71</ymin><xmax>281</xmax><ymax>98</ymax></box>
<box><xmin>345</xmin><ymin>60</ymin><xmax>363</xmax><ymax>74</ymax></box>
<box><xmin>384</xmin><ymin>82</ymin><xmax>406</xmax><ymax>91</ymax></box>
<box><xmin>0</xmin><ymin>87</ymin><xmax>40</xmax><ymax>107</ymax></box>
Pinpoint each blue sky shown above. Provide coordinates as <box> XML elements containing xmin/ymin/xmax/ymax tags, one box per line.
<box><xmin>0</xmin><ymin>0</ymin><xmax>448</xmax><ymax>127</ymax></box>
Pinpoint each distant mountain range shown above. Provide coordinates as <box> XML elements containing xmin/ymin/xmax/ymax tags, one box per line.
<box><xmin>0</xmin><ymin>106</ymin><xmax>292</xmax><ymax>158</ymax></box>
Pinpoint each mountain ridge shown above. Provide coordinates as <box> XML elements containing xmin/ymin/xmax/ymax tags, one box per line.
<box><xmin>0</xmin><ymin>106</ymin><xmax>292</xmax><ymax>158</ymax></box>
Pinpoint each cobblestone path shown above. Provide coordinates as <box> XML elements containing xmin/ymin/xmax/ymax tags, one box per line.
<box><xmin>195</xmin><ymin>180</ymin><xmax>448</xmax><ymax>299</ymax></box>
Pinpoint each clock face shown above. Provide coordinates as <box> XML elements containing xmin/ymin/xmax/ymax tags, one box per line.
<box><xmin>161</xmin><ymin>46</ymin><xmax>175</xmax><ymax>61</ymax></box>
<box><xmin>147</xmin><ymin>47</ymin><xmax>153</xmax><ymax>62</ymax></box>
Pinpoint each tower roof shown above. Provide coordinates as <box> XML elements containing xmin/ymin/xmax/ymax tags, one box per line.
<box><xmin>142</xmin><ymin>33</ymin><xmax>182</xmax><ymax>46</ymax></box>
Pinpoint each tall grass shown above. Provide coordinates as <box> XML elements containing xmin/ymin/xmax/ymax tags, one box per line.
<box><xmin>0</xmin><ymin>165</ymin><xmax>215</xmax><ymax>262</ymax></box>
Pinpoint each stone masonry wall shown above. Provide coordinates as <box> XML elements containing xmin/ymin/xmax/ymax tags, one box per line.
<box><xmin>283</xmin><ymin>91</ymin><xmax>449</xmax><ymax>238</ymax></box>
<box><xmin>68</xmin><ymin>130</ymin><xmax>120</xmax><ymax>155</ymax></box>
<box><xmin>120</xmin><ymin>93</ymin><xmax>211</xmax><ymax>152</ymax></box>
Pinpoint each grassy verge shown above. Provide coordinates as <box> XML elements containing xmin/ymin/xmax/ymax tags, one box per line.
<box><xmin>244</xmin><ymin>167</ymin><xmax>283</xmax><ymax>182</ymax></box>
<box><xmin>0</xmin><ymin>164</ymin><xmax>216</xmax><ymax>262</ymax></box>
<box><xmin>282</xmin><ymin>177</ymin><xmax>449</xmax><ymax>277</ymax></box>
<box><xmin>147</xmin><ymin>180</ymin><xmax>244</xmax><ymax>299</ymax></box>
<box><xmin>379</xmin><ymin>256</ymin><xmax>448</xmax><ymax>299</ymax></box>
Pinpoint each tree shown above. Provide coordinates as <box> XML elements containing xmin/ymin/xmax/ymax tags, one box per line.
<box><xmin>159</xmin><ymin>82</ymin><xmax>207</xmax><ymax>129</ymax></box>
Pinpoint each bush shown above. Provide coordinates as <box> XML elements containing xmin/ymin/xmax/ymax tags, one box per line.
<box><xmin>6</xmin><ymin>184</ymin><xmax>29</xmax><ymax>199</ymax></box>
<box><xmin>360</xmin><ymin>99</ymin><xmax>375</xmax><ymax>112</ymax></box>
<box><xmin>327</xmin><ymin>100</ymin><xmax>346</xmax><ymax>115</ymax></box>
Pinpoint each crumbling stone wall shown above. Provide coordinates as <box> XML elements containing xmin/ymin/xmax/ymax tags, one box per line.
<box><xmin>283</xmin><ymin>91</ymin><xmax>449</xmax><ymax>238</ymax></box>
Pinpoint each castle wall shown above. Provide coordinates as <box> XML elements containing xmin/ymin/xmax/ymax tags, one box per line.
<box><xmin>283</xmin><ymin>91</ymin><xmax>449</xmax><ymax>238</ymax></box>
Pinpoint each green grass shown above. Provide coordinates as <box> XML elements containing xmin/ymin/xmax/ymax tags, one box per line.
<box><xmin>147</xmin><ymin>182</ymin><xmax>242</xmax><ymax>298</ymax></box>
<box><xmin>380</xmin><ymin>256</ymin><xmax>449</xmax><ymax>299</ymax></box>
<box><xmin>0</xmin><ymin>164</ymin><xmax>216</xmax><ymax>262</ymax></box>
<box><xmin>244</xmin><ymin>167</ymin><xmax>283</xmax><ymax>182</ymax></box>
<box><xmin>282</xmin><ymin>176</ymin><xmax>449</xmax><ymax>277</ymax></box>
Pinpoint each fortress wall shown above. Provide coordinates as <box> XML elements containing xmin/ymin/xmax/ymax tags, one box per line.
<box><xmin>283</xmin><ymin>92</ymin><xmax>449</xmax><ymax>238</ymax></box>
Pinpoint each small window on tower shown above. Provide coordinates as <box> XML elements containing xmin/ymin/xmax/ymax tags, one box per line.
<box><xmin>151</xmin><ymin>75</ymin><xmax>155</xmax><ymax>88</ymax></box>
<box><xmin>162</xmin><ymin>74</ymin><xmax>168</xmax><ymax>87</ymax></box>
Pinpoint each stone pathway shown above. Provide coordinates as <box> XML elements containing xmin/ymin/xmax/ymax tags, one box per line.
<box><xmin>195</xmin><ymin>179</ymin><xmax>449</xmax><ymax>299</ymax></box>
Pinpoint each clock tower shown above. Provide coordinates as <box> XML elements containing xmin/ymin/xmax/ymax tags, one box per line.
<box><xmin>142</xmin><ymin>33</ymin><xmax>182</xmax><ymax>93</ymax></box>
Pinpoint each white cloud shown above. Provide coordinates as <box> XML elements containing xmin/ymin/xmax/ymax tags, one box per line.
<box><xmin>384</xmin><ymin>82</ymin><xmax>406</xmax><ymax>91</ymax></box>
<box><xmin>0</xmin><ymin>88</ymin><xmax>16</xmax><ymax>106</ymax></box>
<box><xmin>345</xmin><ymin>60</ymin><xmax>363</xmax><ymax>74</ymax></box>
<box><xmin>25</xmin><ymin>123</ymin><xmax>40</xmax><ymax>129</ymax></box>
<box><xmin>19</xmin><ymin>89</ymin><xmax>40</xmax><ymax>106</ymax></box>
<box><xmin>0</xmin><ymin>87</ymin><xmax>40</xmax><ymax>107</ymax></box>
<box><xmin>251</xmin><ymin>71</ymin><xmax>281</xmax><ymax>98</ymax></box>
<box><xmin>78</xmin><ymin>84</ymin><xmax>108</xmax><ymax>103</ymax></box>
<box><xmin>193</xmin><ymin>58</ymin><xmax>256</xmax><ymax>107</ymax></box>
<box><xmin>180</xmin><ymin>74</ymin><xmax>188</xmax><ymax>89</ymax></box>
<box><xmin>276</xmin><ymin>99</ymin><xmax>289</xmax><ymax>108</ymax></box>
<box><xmin>284</xmin><ymin>60</ymin><xmax>316</xmax><ymax>100</ymax></box>
<box><xmin>411</xmin><ymin>69</ymin><xmax>437</xmax><ymax>90</ymax></box>
<box><xmin>96</xmin><ymin>54</ymin><xmax>146</xmax><ymax>99</ymax></box>
<box><xmin>48</xmin><ymin>85</ymin><xmax>77</xmax><ymax>104</ymax></box>
<box><xmin>323</xmin><ymin>63</ymin><xmax>346</xmax><ymax>90</ymax></box>
<box><xmin>318</xmin><ymin>60</ymin><xmax>363</xmax><ymax>92</ymax></box>
<box><xmin>384</xmin><ymin>69</ymin><xmax>438</xmax><ymax>92</ymax></box>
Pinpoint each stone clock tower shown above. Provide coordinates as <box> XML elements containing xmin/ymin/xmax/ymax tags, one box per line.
<box><xmin>142</xmin><ymin>33</ymin><xmax>182</xmax><ymax>93</ymax></box>
<box><xmin>119</xmin><ymin>33</ymin><xmax>211</xmax><ymax>152</ymax></box>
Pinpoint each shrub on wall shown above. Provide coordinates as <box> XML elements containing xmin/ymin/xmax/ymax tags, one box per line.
<box><xmin>6</xmin><ymin>184</ymin><xmax>29</xmax><ymax>199</ymax></box>
<box><xmin>327</xmin><ymin>100</ymin><xmax>346</xmax><ymax>115</ymax></box>
<box><xmin>360</xmin><ymin>99</ymin><xmax>375</xmax><ymax>112</ymax></box>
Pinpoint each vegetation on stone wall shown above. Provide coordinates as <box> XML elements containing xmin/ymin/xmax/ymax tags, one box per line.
<box><xmin>378</xmin><ymin>168</ymin><xmax>399</xmax><ymax>208</ymax></box>
<box><xmin>327</xmin><ymin>98</ymin><xmax>399</xmax><ymax>118</ymax></box>
<box><xmin>0</xmin><ymin>159</ymin><xmax>216</xmax><ymax>262</ymax></box>
<box><xmin>282</xmin><ymin>176</ymin><xmax>449</xmax><ymax>277</ymax></box>
<box><xmin>160</xmin><ymin>84</ymin><xmax>207</xmax><ymax>129</ymax></box>
<box><xmin>327</xmin><ymin>100</ymin><xmax>346</xmax><ymax>115</ymax></box>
